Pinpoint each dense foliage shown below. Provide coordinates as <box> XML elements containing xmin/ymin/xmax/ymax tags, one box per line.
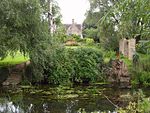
<box><xmin>132</xmin><ymin>53</ymin><xmax>150</xmax><ymax>87</ymax></box>
<box><xmin>0</xmin><ymin>0</ymin><xmax>64</xmax><ymax>83</ymax></box>
<box><xmin>83</xmin><ymin>12</ymin><xmax>101</xmax><ymax>42</ymax></box>
<box><xmin>117</xmin><ymin>90</ymin><xmax>150</xmax><ymax>113</ymax></box>
<box><xmin>0</xmin><ymin>0</ymin><xmax>46</xmax><ymax>57</ymax></box>
<box><xmin>84</xmin><ymin>0</ymin><xmax>150</xmax><ymax>50</ymax></box>
<box><xmin>130</xmin><ymin>39</ymin><xmax>150</xmax><ymax>87</ymax></box>
<box><xmin>137</xmin><ymin>41</ymin><xmax>150</xmax><ymax>54</ymax></box>
<box><xmin>0</xmin><ymin>0</ymin><xmax>149</xmax><ymax>88</ymax></box>
<box><xmin>46</xmin><ymin>47</ymin><xmax>104</xmax><ymax>85</ymax></box>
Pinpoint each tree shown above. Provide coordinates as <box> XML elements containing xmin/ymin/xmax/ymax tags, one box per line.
<box><xmin>83</xmin><ymin>0</ymin><xmax>118</xmax><ymax>49</ymax></box>
<box><xmin>40</xmin><ymin>0</ymin><xmax>62</xmax><ymax>33</ymax></box>
<box><xmin>83</xmin><ymin>11</ymin><xmax>100</xmax><ymax>42</ymax></box>
<box><xmin>85</xmin><ymin>0</ymin><xmax>150</xmax><ymax>50</ymax></box>
<box><xmin>0</xmin><ymin>0</ymin><xmax>52</xmax><ymax>81</ymax></box>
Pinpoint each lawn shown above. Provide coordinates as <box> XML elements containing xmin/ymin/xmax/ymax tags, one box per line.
<box><xmin>0</xmin><ymin>53</ymin><xmax>29</xmax><ymax>67</ymax></box>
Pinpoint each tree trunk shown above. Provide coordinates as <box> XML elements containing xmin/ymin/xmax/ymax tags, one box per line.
<box><xmin>48</xmin><ymin>0</ymin><xmax>53</xmax><ymax>33</ymax></box>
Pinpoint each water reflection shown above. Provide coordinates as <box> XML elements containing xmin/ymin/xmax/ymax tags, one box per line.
<box><xmin>0</xmin><ymin>86</ymin><xmax>138</xmax><ymax>113</ymax></box>
<box><xmin>0</xmin><ymin>100</ymin><xmax>24</xmax><ymax>113</ymax></box>
<box><xmin>0</xmin><ymin>97</ymin><xmax>115</xmax><ymax>113</ymax></box>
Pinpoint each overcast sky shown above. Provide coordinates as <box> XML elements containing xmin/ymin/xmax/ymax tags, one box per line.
<box><xmin>57</xmin><ymin>0</ymin><xmax>90</xmax><ymax>24</ymax></box>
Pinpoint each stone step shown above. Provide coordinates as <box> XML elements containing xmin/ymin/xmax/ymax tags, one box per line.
<box><xmin>2</xmin><ymin>74</ymin><xmax>22</xmax><ymax>86</ymax></box>
<box><xmin>120</xmin><ymin>77</ymin><xmax>130</xmax><ymax>82</ymax></box>
<box><xmin>2</xmin><ymin>61</ymin><xmax>30</xmax><ymax>86</ymax></box>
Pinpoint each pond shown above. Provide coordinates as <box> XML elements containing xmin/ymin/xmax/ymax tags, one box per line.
<box><xmin>0</xmin><ymin>85</ymin><xmax>149</xmax><ymax>113</ymax></box>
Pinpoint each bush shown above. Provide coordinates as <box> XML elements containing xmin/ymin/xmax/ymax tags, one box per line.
<box><xmin>85</xmin><ymin>38</ymin><xmax>94</xmax><ymax>45</ymax></box>
<box><xmin>47</xmin><ymin>48</ymin><xmax>72</xmax><ymax>85</ymax></box>
<box><xmin>68</xmin><ymin>47</ymin><xmax>104</xmax><ymax>84</ymax></box>
<box><xmin>71</xmin><ymin>34</ymin><xmax>80</xmax><ymax>41</ymax></box>
<box><xmin>77</xmin><ymin>38</ymin><xmax>95</xmax><ymax>45</ymax></box>
<box><xmin>131</xmin><ymin>54</ymin><xmax>150</xmax><ymax>87</ymax></box>
<box><xmin>132</xmin><ymin>71</ymin><xmax>150</xmax><ymax>87</ymax></box>
<box><xmin>117</xmin><ymin>90</ymin><xmax>150</xmax><ymax>113</ymax></box>
<box><xmin>103</xmin><ymin>50</ymin><xmax>116</xmax><ymax>63</ymax></box>
<box><xmin>137</xmin><ymin>41</ymin><xmax>150</xmax><ymax>54</ymax></box>
<box><xmin>82</xmin><ymin>28</ymin><xmax>99</xmax><ymax>42</ymax></box>
<box><xmin>47</xmin><ymin>47</ymin><xmax>104</xmax><ymax>85</ymax></box>
<box><xmin>104</xmin><ymin>51</ymin><xmax>116</xmax><ymax>59</ymax></box>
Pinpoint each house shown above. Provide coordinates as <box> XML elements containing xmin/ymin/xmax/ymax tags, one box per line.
<box><xmin>64</xmin><ymin>19</ymin><xmax>83</xmax><ymax>38</ymax></box>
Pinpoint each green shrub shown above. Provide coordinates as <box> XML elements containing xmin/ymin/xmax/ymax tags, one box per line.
<box><xmin>78</xmin><ymin>38</ymin><xmax>94</xmax><ymax>45</ymax></box>
<box><xmin>71</xmin><ymin>34</ymin><xmax>80</xmax><ymax>41</ymax></box>
<box><xmin>132</xmin><ymin>71</ymin><xmax>150</xmax><ymax>87</ymax></box>
<box><xmin>104</xmin><ymin>51</ymin><xmax>115</xmax><ymax>59</ymax></box>
<box><xmin>137</xmin><ymin>41</ymin><xmax>150</xmax><ymax>54</ymax></box>
<box><xmin>85</xmin><ymin>38</ymin><xmax>94</xmax><ymax>45</ymax></box>
<box><xmin>47</xmin><ymin>47</ymin><xmax>104</xmax><ymax>85</ymax></box>
<box><xmin>103</xmin><ymin>50</ymin><xmax>116</xmax><ymax>63</ymax></box>
<box><xmin>117</xmin><ymin>90</ymin><xmax>150</xmax><ymax>113</ymax></box>
<box><xmin>47</xmin><ymin>48</ymin><xmax>72</xmax><ymax>85</ymax></box>
<box><xmin>68</xmin><ymin>47</ymin><xmax>104</xmax><ymax>84</ymax></box>
<box><xmin>64</xmin><ymin>34</ymin><xmax>80</xmax><ymax>42</ymax></box>
<box><xmin>131</xmin><ymin>54</ymin><xmax>150</xmax><ymax>87</ymax></box>
<box><xmin>140</xmin><ymin>55</ymin><xmax>150</xmax><ymax>72</ymax></box>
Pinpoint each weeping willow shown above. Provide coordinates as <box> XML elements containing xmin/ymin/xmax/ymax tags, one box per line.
<box><xmin>100</xmin><ymin>0</ymin><xmax>150</xmax><ymax>40</ymax></box>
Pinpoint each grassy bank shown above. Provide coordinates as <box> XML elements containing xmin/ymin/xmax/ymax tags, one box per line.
<box><xmin>0</xmin><ymin>53</ymin><xmax>29</xmax><ymax>67</ymax></box>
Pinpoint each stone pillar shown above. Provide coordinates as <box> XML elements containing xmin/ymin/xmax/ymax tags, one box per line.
<box><xmin>119</xmin><ymin>39</ymin><xmax>125</xmax><ymax>55</ymax></box>
<box><xmin>124</xmin><ymin>39</ymin><xmax>129</xmax><ymax>57</ymax></box>
<box><xmin>119</xmin><ymin>38</ymin><xmax>136</xmax><ymax>60</ymax></box>
<box><xmin>128</xmin><ymin>39</ymin><xmax>136</xmax><ymax>60</ymax></box>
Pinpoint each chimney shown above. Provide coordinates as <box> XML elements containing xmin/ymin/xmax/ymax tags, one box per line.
<box><xmin>72</xmin><ymin>19</ymin><xmax>75</xmax><ymax>24</ymax></box>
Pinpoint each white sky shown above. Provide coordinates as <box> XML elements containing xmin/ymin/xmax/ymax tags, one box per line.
<box><xmin>57</xmin><ymin>0</ymin><xmax>90</xmax><ymax>24</ymax></box>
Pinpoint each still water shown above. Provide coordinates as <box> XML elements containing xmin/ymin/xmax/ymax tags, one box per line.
<box><xmin>0</xmin><ymin>86</ymin><xmax>149</xmax><ymax>113</ymax></box>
